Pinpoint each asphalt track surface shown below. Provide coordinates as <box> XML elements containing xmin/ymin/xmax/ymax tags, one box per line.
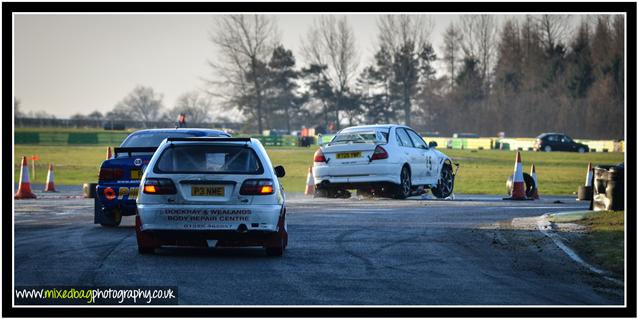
<box><xmin>13</xmin><ymin>185</ymin><xmax>624</xmax><ymax>305</ymax></box>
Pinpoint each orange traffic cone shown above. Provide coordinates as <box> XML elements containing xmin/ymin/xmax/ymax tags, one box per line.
<box><xmin>304</xmin><ymin>167</ymin><xmax>315</xmax><ymax>195</ymax></box>
<box><xmin>504</xmin><ymin>151</ymin><xmax>526</xmax><ymax>200</ymax></box>
<box><xmin>585</xmin><ymin>162</ymin><xmax>593</xmax><ymax>187</ymax></box>
<box><xmin>44</xmin><ymin>163</ymin><xmax>57</xmax><ymax>192</ymax></box>
<box><xmin>529</xmin><ymin>163</ymin><xmax>539</xmax><ymax>199</ymax></box>
<box><xmin>106</xmin><ymin>146</ymin><xmax>113</xmax><ymax>160</ymax></box>
<box><xmin>15</xmin><ymin>156</ymin><xmax>37</xmax><ymax>199</ymax></box>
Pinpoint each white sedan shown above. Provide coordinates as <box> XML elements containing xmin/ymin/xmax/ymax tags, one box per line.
<box><xmin>135</xmin><ymin>137</ymin><xmax>288</xmax><ymax>256</ymax></box>
<box><xmin>312</xmin><ymin>124</ymin><xmax>456</xmax><ymax>199</ymax></box>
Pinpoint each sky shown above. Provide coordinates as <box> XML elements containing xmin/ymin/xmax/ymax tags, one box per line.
<box><xmin>14</xmin><ymin>13</ymin><xmax>462</xmax><ymax>119</ymax></box>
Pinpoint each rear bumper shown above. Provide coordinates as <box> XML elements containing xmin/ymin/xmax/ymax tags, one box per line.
<box><xmin>312</xmin><ymin>163</ymin><xmax>400</xmax><ymax>185</ymax></box>
<box><xmin>137</xmin><ymin>204</ymin><xmax>283</xmax><ymax>233</ymax></box>
<box><xmin>141</xmin><ymin>229</ymin><xmax>277</xmax><ymax>246</ymax></box>
<box><xmin>96</xmin><ymin>184</ymin><xmax>140</xmax><ymax>215</ymax></box>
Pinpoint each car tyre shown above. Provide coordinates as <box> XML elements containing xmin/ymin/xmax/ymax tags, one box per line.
<box><xmin>544</xmin><ymin>145</ymin><xmax>552</xmax><ymax>152</ymax></box>
<box><xmin>394</xmin><ymin>166</ymin><xmax>412</xmax><ymax>199</ymax></box>
<box><xmin>578</xmin><ymin>147</ymin><xmax>586</xmax><ymax>153</ymax></box>
<box><xmin>265</xmin><ymin>233</ymin><xmax>285</xmax><ymax>257</ymax></box>
<box><xmin>100</xmin><ymin>208</ymin><xmax>122</xmax><ymax>227</ymax></box>
<box><xmin>432</xmin><ymin>164</ymin><xmax>455</xmax><ymax>199</ymax></box>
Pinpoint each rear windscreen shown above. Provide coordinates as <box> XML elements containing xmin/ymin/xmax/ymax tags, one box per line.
<box><xmin>154</xmin><ymin>145</ymin><xmax>263</xmax><ymax>174</ymax></box>
<box><xmin>121</xmin><ymin>132</ymin><xmax>226</xmax><ymax>147</ymax></box>
<box><xmin>331</xmin><ymin>130</ymin><xmax>389</xmax><ymax>144</ymax></box>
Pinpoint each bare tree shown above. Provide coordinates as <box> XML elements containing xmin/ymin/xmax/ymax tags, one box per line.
<box><xmin>460</xmin><ymin>15</ymin><xmax>499</xmax><ymax>89</ymax></box>
<box><xmin>113</xmin><ymin>85</ymin><xmax>164</xmax><ymax>128</ymax></box>
<box><xmin>376</xmin><ymin>14</ymin><xmax>435</xmax><ymax>126</ymax></box>
<box><xmin>207</xmin><ymin>15</ymin><xmax>278</xmax><ymax>134</ymax></box>
<box><xmin>441</xmin><ymin>21</ymin><xmax>464</xmax><ymax>88</ymax></box>
<box><xmin>377</xmin><ymin>14</ymin><xmax>434</xmax><ymax>55</ymax></box>
<box><xmin>301</xmin><ymin>15</ymin><xmax>358</xmax><ymax>129</ymax></box>
<box><xmin>168</xmin><ymin>91</ymin><xmax>213</xmax><ymax>124</ymax></box>
<box><xmin>537</xmin><ymin>14</ymin><xmax>572</xmax><ymax>51</ymax></box>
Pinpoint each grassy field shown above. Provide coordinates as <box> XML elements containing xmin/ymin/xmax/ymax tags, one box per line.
<box><xmin>13</xmin><ymin>145</ymin><xmax>623</xmax><ymax>195</ymax></box>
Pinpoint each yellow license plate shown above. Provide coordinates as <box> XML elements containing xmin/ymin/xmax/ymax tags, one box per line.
<box><xmin>191</xmin><ymin>185</ymin><xmax>225</xmax><ymax>196</ymax></box>
<box><xmin>130</xmin><ymin>169</ymin><xmax>141</xmax><ymax>180</ymax></box>
<box><xmin>336</xmin><ymin>152</ymin><xmax>362</xmax><ymax>159</ymax></box>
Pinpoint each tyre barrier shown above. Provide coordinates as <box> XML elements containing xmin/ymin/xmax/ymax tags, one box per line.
<box><xmin>83</xmin><ymin>182</ymin><xmax>97</xmax><ymax>198</ymax></box>
<box><xmin>592</xmin><ymin>164</ymin><xmax>624</xmax><ymax>211</ymax></box>
<box><xmin>577</xmin><ymin>185</ymin><xmax>593</xmax><ymax>201</ymax></box>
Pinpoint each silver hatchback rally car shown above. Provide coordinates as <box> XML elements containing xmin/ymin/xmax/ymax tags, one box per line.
<box><xmin>135</xmin><ymin>137</ymin><xmax>288</xmax><ymax>256</ymax></box>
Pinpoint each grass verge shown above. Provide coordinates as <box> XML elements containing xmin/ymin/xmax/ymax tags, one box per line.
<box><xmin>560</xmin><ymin>210</ymin><xmax>625</xmax><ymax>278</ymax></box>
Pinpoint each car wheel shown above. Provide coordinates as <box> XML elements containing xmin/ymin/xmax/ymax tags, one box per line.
<box><xmin>578</xmin><ymin>147</ymin><xmax>585</xmax><ymax>153</ymax></box>
<box><xmin>265</xmin><ymin>233</ymin><xmax>285</xmax><ymax>257</ymax></box>
<box><xmin>394</xmin><ymin>166</ymin><xmax>412</xmax><ymax>199</ymax></box>
<box><xmin>432</xmin><ymin>164</ymin><xmax>455</xmax><ymax>199</ymax></box>
<box><xmin>544</xmin><ymin>145</ymin><xmax>552</xmax><ymax>152</ymax></box>
<box><xmin>100</xmin><ymin>208</ymin><xmax>122</xmax><ymax>227</ymax></box>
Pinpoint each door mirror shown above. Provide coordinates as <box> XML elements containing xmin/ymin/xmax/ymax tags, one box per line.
<box><xmin>274</xmin><ymin>165</ymin><xmax>286</xmax><ymax>178</ymax></box>
<box><xmin>428</xmin><ymin>141</ymin><xmax>438</xmax><ymax>148</ymax></box>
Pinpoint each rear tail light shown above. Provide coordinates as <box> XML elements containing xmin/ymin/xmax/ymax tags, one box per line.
<box><xmin>314</xmin><ymin>149</ymin><xmax>326</xmax><ymax>162</ymax></box>
<box><xmin>370</xmin><ymin>145</ymin><xmax>389</xmax><ymax>161</ymax></box>
<box><xmin>98</xmin><ymin>167</ymin><xmax>124</xmax><ymax>181</ymax></box>
<box><xmin>143</xmin><ymin>178</ymin><xmax>177</xmax><ymax>194</ymax></box>
<box><xmin>240</xmin><ymin>179</ymin><xmax>274</xmax><ymax>195</ymax></box>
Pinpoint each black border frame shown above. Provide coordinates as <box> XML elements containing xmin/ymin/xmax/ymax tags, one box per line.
<box><xmin>3</xmin><ymin>2</ymin><xmax>636</xmax><ymax>317</ymax></box>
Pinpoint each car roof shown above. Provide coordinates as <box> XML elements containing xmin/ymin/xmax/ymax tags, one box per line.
<box><xmin>538</xmin><ymin>132</ymin><xmax>565</xmax><ymax>137</ymax></box>
<box><xmin>341</xmin><ymin>124</ymin><xmax>403</xmax><ymax>131</ymax></box>
<box><xmin>161</xmin><ymin>137</ymin><xmax>263</xmax><ymax>148</ymax></box>
<box><xmin>165</xmin><ymin>137</ymin><xmax>251</xmax><ymax>143</ymax></box>
<box><xmin>129</xmin><ymin>128</ymin><xmax>230</xmax><ymax>136</ymax></box>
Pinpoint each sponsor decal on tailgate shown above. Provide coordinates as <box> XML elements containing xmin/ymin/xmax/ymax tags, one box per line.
<box><xmin>116</xmin><ymin>187</ymin><xmax>139</xmax><ymax>200</ymax></box>
<box><xmin>161</xmin><ymin>209</ymin><xmax>252</xmax><ymax>229</ymax></box>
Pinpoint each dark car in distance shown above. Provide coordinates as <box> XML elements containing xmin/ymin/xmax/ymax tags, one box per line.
<box><xmin>534</xmin><ymin>133</ymin><xmax>589</xmax><ymax>153</ymax></box>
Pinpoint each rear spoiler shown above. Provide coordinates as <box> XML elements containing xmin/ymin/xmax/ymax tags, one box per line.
<box><xmin>165</xmin><ymin>137</ymin><xmax>251</xmax><ymax>142</ymax></box>
<box><xmin>113</xmin><ymin>147</ymin><xmax>158</xmax><ymax>157</ymax></box>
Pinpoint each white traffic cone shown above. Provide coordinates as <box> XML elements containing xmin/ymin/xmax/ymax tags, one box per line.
<box><xmin>304</xmin><ymin>167</ymin><xmax>315</xmax><ymax>195</ymax></box>
<box><xmin>44</xmin><ymin>163</ymin><xmax>57</xmax><ymax>192</ymax></box>
<box><xmin>530</xmin><ymin>163</ymin><xmax>539</xmax><ymax>199</ymax></box>
<box><xmin>506</xmin><ymin>151</ymin><xmax>526</xmax><ymax>200</ymax></box>
<box><xmin>15</xmin><ymin>156</ymin><xmax>37</xmax><ymax>199</ymax></box>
